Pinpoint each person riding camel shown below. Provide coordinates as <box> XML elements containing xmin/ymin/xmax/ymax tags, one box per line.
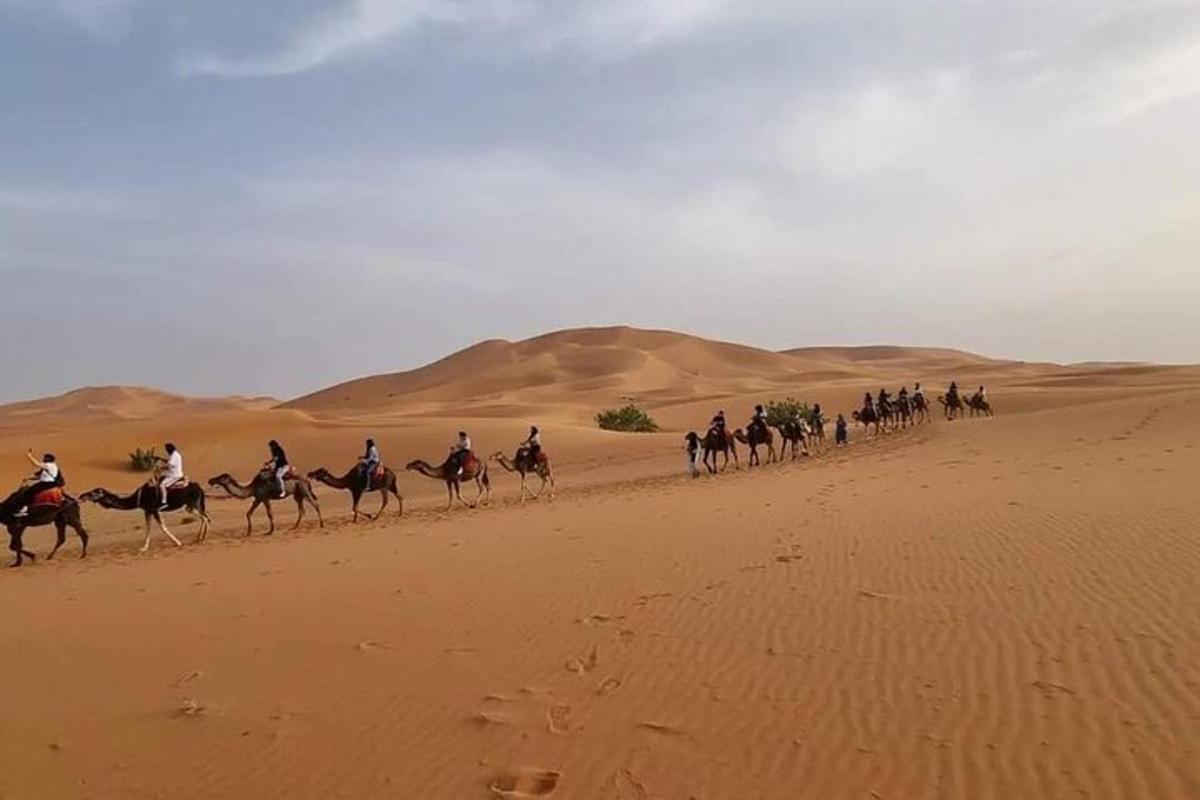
<box><xmin>710</xmin><ymin>410</ymin><xmax>727</xmax><ymax>444</ymax></box>
<box><xmin>877</xmin><ymin>387</ymin><xmax>891</xmax><ymax>411</ymax></box>
<box><xmin>14</xmin><ymin>450</ymin><xmax>61</xmax><ymax>517</ymax></box>
<box><xmin>913</xmin><ymin>382</ymin><xmax>925</xmax><ymax>403</ymax></box>
<box><xmin>450</xmin><ymin>431</ymin><xmax>472</xmax><ymax>477</ymax></box>
<box><xmin>977</xmin><ymin>385</ymin><xmax>987</xmax><ymax>403</ymax></box>
<box><xmin>520</xmin><ymin>426</ymin><xmax>542</xmax><ymax>466</ymax></box>
<box><xmin>154</xmin><ymin>443</ymin><xmax>184</xmax><ymax>509</ymax></box>
<box><xmin>948</xmin><ymin>381</ymin><xmax>960</xmax><ymax>404</ymax></box>
<box><xmin>811</xmin><ymin>403</ymin><xmax>824</xmax><ymax>428</ymax></box>
<box><xmin>863</xmin><ymin>392</ymin><xmax>875</xmax><ymax>412</ymax></box>
<box><xmin>266</xmin><ymin>440</ymin><xmax>290</xmax><ymax>499</ymax></box>
<box><xmin>358</xmin><ymin>438</ymin><xmax>381</xmax><ymax>485</ymax></box>
<box><xmin>898</xmin><ymin>386</ymin><xmax>909</xmax><ymax>400</ymax></box>
<box><xmin>750</xmin><ymin>404</ymin><xmax>767</xmax><ymax>438</ymax></box>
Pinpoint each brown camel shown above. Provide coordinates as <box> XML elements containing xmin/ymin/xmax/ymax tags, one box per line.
<box><xmin>405</xmin><ymin>454</ymin><xmax>492</xmax><ymax>510</ymax></box>
<box><xmin>701</xmin><ymin>427</ymin><xmax>739</xmax><ymax>473</ymax></box>
<box><xmin>307</xmin><ymin>466</ymin><xmax>403</xmax><ymax>522</ymax></box>
<box><xmin>772</xmin><ymin>421</ymin><xmax>808</xmax><ymax>460</ymax></box>
<box><xmin>734</xmin><ymin>426</ymin><xmax>776</xmax><ymax>466</ymax></box>
<box><xmin>80</xmin><ymin>482</ymin><xmax>210</xmax><ymax>550</ymax></box>
<box><xmin>490</xmin><ymin>449</ymin><xmax>555</xmax><ymax>502</ymax></box>
<box><xmin>0</xmin><ymin>487</ymin><xmax>88</xmax><ymax>567</ymax></box>
<box><xmin>207</xmin><ymin>471</ymin><xmax>323</xmax><ymax>535</ymax></box>
<box><xmin>911</xmin><ymin>394</ymin><xmax>931</xmax><ymax>423</ymax></box>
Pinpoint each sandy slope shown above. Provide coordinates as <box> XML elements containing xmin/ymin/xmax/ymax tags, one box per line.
<box><xmin>0</xmin><ymin>329</ymin><xmax>1198</xmax><ymax>799</ymax></box>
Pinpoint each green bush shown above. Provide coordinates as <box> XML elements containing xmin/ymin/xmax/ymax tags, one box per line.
<box><xmin>596</xmin><ymin>404</ymin><xmax>659</xmax><ymax>433</ymax></box>
<box><xmin>765</xmin><ymin>398</ymin><xmax>812</xmax><ymax>429</ymax></box>
<box><xmin>128</xmin><ymin>446</ymin><xmax>159</xmax><ymax>471</ymax></box>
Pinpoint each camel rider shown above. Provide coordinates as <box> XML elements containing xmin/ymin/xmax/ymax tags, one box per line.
<box><xmin>811</xmin><ymin>403</ymin><xmax>824</xmax><ymax>427</ymax></box>
<box><xmin>898</xmin><ymin>386</ymin><xmax>909</xmax><ymax>400</ymax></box>
<box><xmin>790</xmin><ymin>408</ymin><xmax>807</xmax><ymax>436</ymax></box>
<box><xmin>977</xmin><ymin>385</ymin><xmax>987</xmax><ymax>402</ymax></box>
<box><xmin>155</xmin><ymin>443</ymin><xmax>184</xmax><ymax>509</ymax></box>
<box><xmin>913</xmin><ymin>383</ymin><xmax>925</xmax><ymax>403</ymax></box>
<box><xmin>863</xmin><ymin>392</ymin><xmax>875</xmax><ymax>412</ymax></box>
<box><xmin>358</xmin><ymin>438</ymin><xmax>381</xmax><ymax>486</ymax></box>
<box><xmin>520</xmin><ymin>426</ymin><xmax>542</xmax><ymax>465</ymax></box>
<box><xmin>948</xmin><ymin>381</ymin><xmax>959</xmax><ymax>404</ymax></box>
<box><xmin>450</xmin><ymin>431</ymin><xmax>472</xmax><ymax>477</ymax></box>
<box><xmin>877</xmin><ymin>387</ymin><xmax>891</xmax><ymax>409</ymax></box>
<box><xmin>751</xmin><ymin>404</ymin><xmax>767</xmax><ymax>434</ymax></box>
<box><xmin>266</xmin><ymin>440</ymin><xmax>290</xmax><ymax>499</ymax></box>
<box><xmin>14</xmin><ymin>450</ymin><xmax>60</xmax><ymax>517</ymax></box>
<box><xmin>711</xmin><ymin>410</ymin><xmax>726</xmax><ymax>434</ymax></box>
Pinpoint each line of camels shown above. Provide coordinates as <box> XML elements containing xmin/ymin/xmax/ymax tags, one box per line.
<box><xmin>1</xmin><ymin>386</ymin><xmax>991</xmax><ymax>568</ymax></box>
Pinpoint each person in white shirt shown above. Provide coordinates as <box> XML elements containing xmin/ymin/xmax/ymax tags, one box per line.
<box><xmin>358</xmin><ymin>438</ymin><xmax>381</xmax><ymax>486</ymax></box>
<box><xmin>15</xmin><ymin>450</ymin><xmax>61</xmax><ymax>516</ymax></box>
<box><xmin>156</xmin><ymin>443</ymin><xmax>184</xmax><ymax>508</ymax></box>
<box><xmin>450</xmin><ymin>431</ymin><xmax>471</xmax><ymax>476</ymax></box>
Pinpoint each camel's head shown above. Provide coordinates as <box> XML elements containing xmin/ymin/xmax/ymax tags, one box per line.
<box><xmin>207</xmin><ymin>473</ymin><xmax>233</xmax><ymax>487</ymax></box>
<box><xmin>404</xmin><ymin>460</ymin><xmax>424</xmax><ymax>472</ymax></box>
<box><xmin>307</xmin><ymin>468</ymin><xmax>330</xmax><ymax>480</ymax></box>
<box><xmin>488</xmin><ymin>451</ymin><xmax>504</xmax><ymax>461</ymax></box>
<box><xmin>78</xmin><ymin>488</ymin><xmax>106</xmax><ymax>504</ymax></box>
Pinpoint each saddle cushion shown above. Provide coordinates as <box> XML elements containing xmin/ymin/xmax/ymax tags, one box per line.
<box><xmin>31</xmin><ymin>487</ymin><xmax>65</xmax><ymax>507</ymax></box>
<box><xmin>461</xmin><ymin>452</ymin><xmax>479</xmax><ymax>474</ymax></box>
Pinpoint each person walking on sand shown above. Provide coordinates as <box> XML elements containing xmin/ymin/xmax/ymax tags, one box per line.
<box><xmin>684</xmin><ymin>432</ymin><xmax>701</xmax><ymax>478</ymax></box>
<box><xmin>835</xmin><ymin>415</ymin><xmax>848</xmax><ymax>446</ymax></box>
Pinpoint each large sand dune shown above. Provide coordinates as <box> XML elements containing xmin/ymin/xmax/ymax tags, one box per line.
<box><xmin>0</xmin><ymin>327</ymin><xmax>1198</xmax><ymax>799</ymax></box>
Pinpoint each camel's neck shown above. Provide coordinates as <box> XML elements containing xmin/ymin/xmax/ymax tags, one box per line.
<box><xmin>315</xmin><ymin>470</ymin><xmax>352</xmax><ymax>489</ymax></box>
<box><xmin>101</xmin><ymin>490</ymin><xmax>142</xmax><ymax>510</ymax></box>
<box><xmin>494</xmin><ymin>455</ymin><xmax>518</xmax><ymax>473</ymax></box>
<box><xmin>217</xmin><ymin>479</ymin><xmax>254</xmax><ymax>499</ymax></box>
<box><xmin>413</xmin><ymin>462</ymin><xmax>445</xmax><ymax>480</ymax></box>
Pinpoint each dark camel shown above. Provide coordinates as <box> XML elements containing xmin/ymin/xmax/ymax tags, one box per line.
<box><xmin>894</xmin><ymin>395</ymin><xmax>912</xmax><ymax>428</ymax></box>
<box><xmin>701</xmin><ymin>428</ymin><xmax>739</xmax><ymax>473</ymax></box>
<box><xmin>80</xmin><ymin>482</ymin><xmax>210</xmax><ymax>550</ymax></box>
<box><xmin>490</xmin><ymin>449</ymin><xmax>555</xmax><ymax>502</ymax></box>
<box><xmin>734</xmin><ymin>426</ymin><xmax>776</xmax><ymax>466</ymax></box>
<box><xmin>207</xmin><ymin>471</ymin><xmax>323</xmax><ymax>535</ymax></box>
<box><xmin>0</xmin><ymin>487</ymin><xmax>88</xmax><ymax>567</ymax></box>
<box><xmin>405</xmin><ymin>455</ymin><xmax>492</xmax><ymax>510</ymax></box>
<box><xmin>307</xmin><ymin>466</ymin><xmax>403</xmax><ymax>522</ymax></box>
<box><xmin>966</xmin><ymin>394</ymin><xmax>994</xmax><ymax>418</ymax></box>
<box><xmin>937</xmin><ymin>393</ymin><xmax>965</xmax><ymax>420</ymax></box>
<box><xmin>852</xmin><ymin>407</ymin><xmax>883</xmax><ymax>436</ymax></box>
<box><xmin>772</xmin><ymin>421</ymin><xmax>808</xmax><ymax>460</ymax></box>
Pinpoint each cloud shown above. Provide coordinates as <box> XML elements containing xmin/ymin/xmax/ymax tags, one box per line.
<box><xmin>0</xmin><ymin>0</ymin><xmax>138</xmax><ymax>39</ymax></box>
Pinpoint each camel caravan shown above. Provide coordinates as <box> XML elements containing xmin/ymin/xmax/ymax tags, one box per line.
<box><xmin>4</xmin><ymin>384</ymin><xmax>989</xmax><ymax>567</ymax></box>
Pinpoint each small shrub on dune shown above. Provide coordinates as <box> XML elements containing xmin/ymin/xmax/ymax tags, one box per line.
<box><xmin>765</xmin><ymin>398</ymin><xmax>811</xmax><ymax>429</ymax></box>
<box><xmin>128</xmin><ymin>447</ymin><xmax>159</xmax><ymax>471</ymax></box>
<box><xmin>596</xmin><ymin>404</ymin><xmax>659</xmax><ymax>433</ymax></box>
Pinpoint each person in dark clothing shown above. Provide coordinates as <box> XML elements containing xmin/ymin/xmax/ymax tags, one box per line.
<box><xmin>265</xmin><ymin>440</ymin><xmax>290</xmax><ymax>498</ymax></box>
<box><xmin>684</xmin><ymin>432</ymin><xmax>701</xmax><ymax>478</ymax></box>
<box><xmin>835</xmin><ymin>415</ymin><xmax>848</xmax><ymax>446</ymax></box>
<box><xmin>520</xmin><ymin>426</ymin><xmax>542</xmax><ymax>466</ymax></box>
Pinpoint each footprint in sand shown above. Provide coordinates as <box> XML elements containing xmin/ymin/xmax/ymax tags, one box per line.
<box><xmin>546</xmin><ymin>704</ymin><xmax>570</xmax><ymax>734</ymax></box>
<box><xmin>565</xmin><ymin>646</ymin><xmax>598</xmax><ymax>675</ymax></box>
<box><xmin>611</xmin><ymin>769</ymin><xmax>649</xmax><ymax>800</ymax></box>
<box><xmin>596</xmin><ymin>676</ymin><xmax>623</xmax><ymax>696</ymax></box>
<box><xmin>489</xmin><ymin>768</ymin><xmax>560</xmax><ymax>798</ymax></box>
<box><xmin>637</xmin><ymin>721</ymin><xmax>685</xmax><ymax>737</ymax></box>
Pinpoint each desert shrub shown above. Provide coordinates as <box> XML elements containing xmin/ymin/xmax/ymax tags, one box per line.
<box><xmin>596</xmin><ymin>404</ymin><xmax>659</xmax><ymax>433</ymax></box>
<box><xmin>765</xmin><ymin>398</ymin><xmax>812</xmax><ymax>428</ymax></box>
<box><xmin>128</xmin><ymin>446</ymin><xmax>159</xmax><ymax>471</ymax></box>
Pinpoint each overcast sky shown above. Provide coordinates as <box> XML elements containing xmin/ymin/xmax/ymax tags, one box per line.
<box><xmin>2</xmin><ymin>0</ymin><xmax>1199</xmax><ymax>402</ymax></box>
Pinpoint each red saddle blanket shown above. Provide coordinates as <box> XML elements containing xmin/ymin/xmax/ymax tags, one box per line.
<box><xmin>460</xmin><ymin>452</ymin><xmax>480</xmax><ymax>474</ymax></box>
<box><xmin>31</xmin><ymin>487</ymin><xmax>65</xmax><ymax>507</ymax></box>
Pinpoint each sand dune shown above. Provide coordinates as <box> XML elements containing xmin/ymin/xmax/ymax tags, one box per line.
<box><xmin>0</xmin><ymin>327</ymin><xmax>1198</xmax><ymax>799</ymax></box>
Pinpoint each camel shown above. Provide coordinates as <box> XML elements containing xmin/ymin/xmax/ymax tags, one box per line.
<box><xmin>734</xmin><ymin>426</ymin><xmax>776</xmax><ymax>466</ymax></box>
<box><xmin>207</xmin><ymin>470</ymin><xmax>323</xmax><ymax>535</ymax></box>
<box><xmin>0</xmin><ymin>486</ymin><xmax>88</xmax><ymax>567</ymax></box>
<box><xmin>405</xmin><ymin>453</ymin><xmax>492</xmax><ymax>510</ymax></box>
<box><xmin>701</xmin><ymin>427</ymin><xmax>738</xmax><ymax>473</ymax></box>
<box><xmin>966</xmin><ymin>394</ymin><xmax>994</xmax><ymax>418</ymax></box>
<box><xmin>490</xmin><ymin>449</ymin><xmax>555</xmax><ymax>502</ymax></box>
<box><xmin>852</xmin><ymin>407</ymin><xmax>883</xmax><ymax>437</ymax></box>
<box><xmin>937</xmin><ymin>393</ymin><xmax>965</xmax><ymax>420</ymax></box>
<box><xmin>911</xmin><ymin>394</ymin><xmax>931</xmax><ymax>424</ymax></box>
<box><xmin>307</xmin><ymin>466</ymin><xmax>403</xmax><ymax>522</ymax></box>
<box><xmin>80</xmin><ymin>482</ymin><xmax>210</xmax><ymax>551</ymax></box>
<box><xmin>772</xmin><ymin>421</ymin><xmax>808</xmax><ymax>461</ymax></box>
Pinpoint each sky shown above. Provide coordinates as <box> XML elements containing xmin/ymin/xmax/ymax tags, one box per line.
<box><xmin>2</xmin><ymin>0</ymin><xmax>1199</xmax><ymax>403</ymax></box>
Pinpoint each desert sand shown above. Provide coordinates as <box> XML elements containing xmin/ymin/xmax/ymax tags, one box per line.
<box><xmin>0</xmin><ymin>326</ymin><xmax>1197</xmax><ymax>799</ymax></box>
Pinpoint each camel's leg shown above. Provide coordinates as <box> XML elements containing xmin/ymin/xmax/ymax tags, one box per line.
<box><xmin>157</xmin><ymin>513</ymin><xmax>183</xmax><ymax>548</ymax></box>
<box><xmin>291</xmin><ymin>494</ymin><xmax>304</xmax><ymax>530</ymax></box>
<box><xmin>309</xmin><ymin>491</ymin><xmax>323</xmax><ymax>528</ymax></box>
<box><xmin>372</xmin><ymin>488</ymin><xmax>387</xmax><ymax>521</ymax></box>
<box><xmin>72</xmin><ymin>520</ymin><xmax>88</xmax><ymax>558</ymax></box>
<box><xmin>351</xmin><ymin>490</ymin><xmax>362</xmax><ymax>523</ymax></box>
<box><xmin>392</xmin><ymin>487</ymin><xmax>404</xmax><ymax>517</ymax></box>
<box><xmin>519</xmin><ymin>472</ymin><xmax>528</xmax><ymax>503</ymax></box>
<box><xmin>141</xmin><ymin>512</ymin><xmax>153</xmax><ymax>553</ymax></box>
<box><xmin>244</xmin><ymin>498</ymin><xmax>260</xmax><ymax>536</ymax></box>
<box><xmin>10</xmin><ymin>528</ymin><xmax>35</xmax><ymax>567</ymax></box>
<box><xmin>472</xmin><ymin>476</ymin><xmax>486</xmax><ymax>508</ymax></box>
<box><xmin>445</xmin><ymin>482</ymin><xmax>454</xmax><ymax>511</ymax></box>
<box><xmin>48</xmin><ymin>519</ymin><xmax>67</xmax><ymax>560</ymax></box>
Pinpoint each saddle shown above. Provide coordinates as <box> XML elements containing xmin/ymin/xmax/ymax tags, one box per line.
<box><xmin>460</xmin><ymin>452</ymin><xmax>480</xmax><ymax>474</ymax></box>
<box><xmin>31</xmin><ymin>487</ymin><xmax>66</xmax><ymax>508</ymax></box>
<box><xmin>516</xmin><ymin>448</ymin><xmax>547</xmax><ymax>466</ymax></box>
<box><xmin>148</xmin><ymin>477</ymin><xmax>191</xmax><ymax>490</ymax></box>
